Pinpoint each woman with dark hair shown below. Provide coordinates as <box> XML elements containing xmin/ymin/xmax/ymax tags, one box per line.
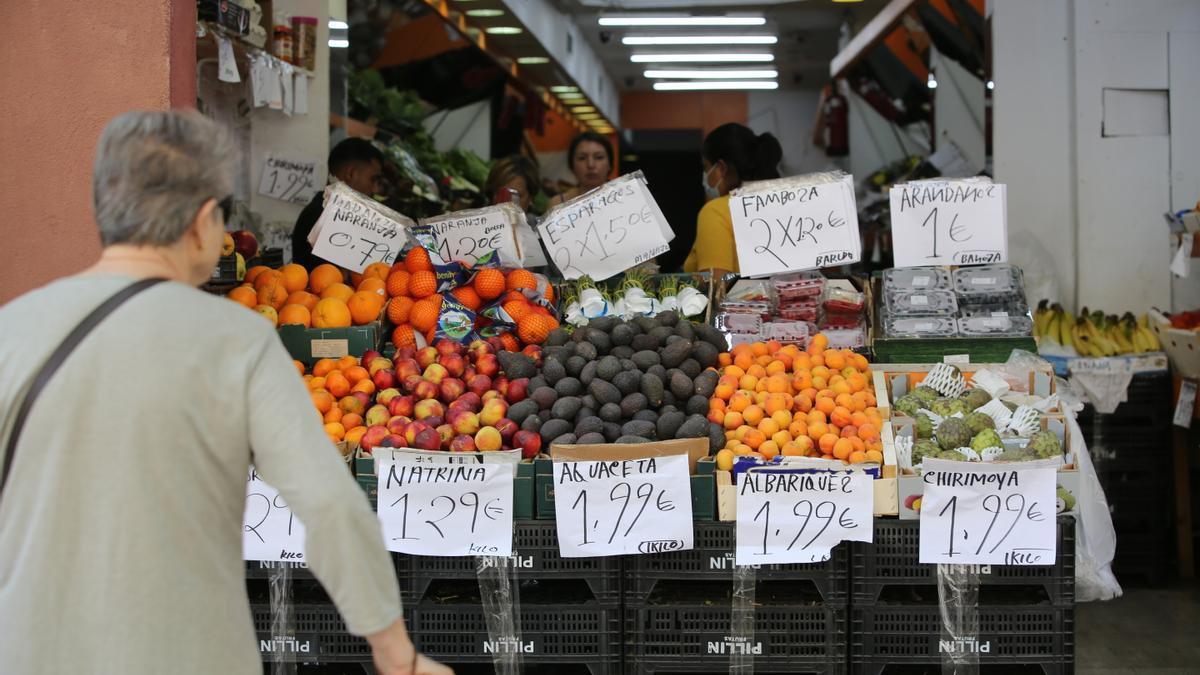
<box><xmin>548</xmin><ymin>131</ymin><xmax>614</xmax><ymax>207</ymax></box>
<box><xmin>485</xmin><ymin>155</ymin><xmax>541</xmax><ymax>212</ymax></box>
<box><xmin>684</xmin><ymin>123</ymin><xmax>783</xmax><ymax>275</ymax></box>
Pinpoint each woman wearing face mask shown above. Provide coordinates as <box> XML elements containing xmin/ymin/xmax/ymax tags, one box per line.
<box><xmin>684</xmin><ymin>123</ymin><xmax>783</xmax><ymax>275</ymax></box>
<box><xmin>548</xmin><ymin>132</ymin><xmax>614</xmax><ymax>207</ymax></box>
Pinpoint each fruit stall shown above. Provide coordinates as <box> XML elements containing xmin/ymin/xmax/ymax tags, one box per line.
<box><xmin>207</xmin><ymin>169</ymin><xmax>1172</xmax><ymax>675</ymax></box>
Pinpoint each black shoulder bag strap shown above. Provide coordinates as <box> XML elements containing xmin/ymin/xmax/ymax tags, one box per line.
<box><xmin>0</xmin><ymin>277</ymin><xmax>167</xmax><ymax>502</ymax></box>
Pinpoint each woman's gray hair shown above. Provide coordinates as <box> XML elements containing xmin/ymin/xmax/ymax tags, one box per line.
<box><xmin>93</xmin><ymin>110</ymin><xmax>239</xmax><ymax>247</ymax></box>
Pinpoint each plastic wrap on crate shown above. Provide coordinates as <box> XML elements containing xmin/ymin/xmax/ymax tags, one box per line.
<box><xmin>476</xmin><ymin>556</ymin><xmax>522</xmax><ymax>675</ymax></box>
<box><xmin>953</xmin><ymin>264</ymin><xmax>1023</xmax><ymax>296</ymax></box>
<box><xmin>957</xmin><ymin>315</ymin><xmax>1033</xmax><ymax>337</ymax></box>
<box><xmin>883</xmin><ymin>266</ymin><xmax>952</xmax><ymax>293</ymax></box>
<box><xmin>938</xmin><ymin>564</ymin><xmax>981</xmax><ymax>673</ymax></box>
<box><xmin>883</xmin><ymin>315</ymin><xmax>959</xmax><ymax>338</ymax></box>
<box><xmin>885</xmin><ymin>290</ymin><xmax>959</xmax><ymax>317</ymax></box>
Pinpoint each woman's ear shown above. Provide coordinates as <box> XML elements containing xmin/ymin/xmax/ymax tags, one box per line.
<box><xmin>187</xmin><ymin>198</ymin><xmax>219</xmax><ymax>249</ymax></box>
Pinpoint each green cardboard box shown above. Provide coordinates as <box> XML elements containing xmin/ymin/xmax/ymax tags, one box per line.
<box><xmin>279</xmin><ymin>322</ymin><xmax>382</xmax><ymax>366</ymax></box>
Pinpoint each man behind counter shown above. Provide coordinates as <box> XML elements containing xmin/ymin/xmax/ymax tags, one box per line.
<box><xmin>291</xmin><ymin>138</ymin><xmax>386</xmax><ymax>268</ymax></box>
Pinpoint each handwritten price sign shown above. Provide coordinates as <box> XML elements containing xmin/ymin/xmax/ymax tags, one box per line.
<box><xmin>258</xmin><ymin>155</ymin><xmax>320</xmax><ymax>204</ymax></box>
<box><xmin>242</xmin><ymin>468</ymin><xmax>306</xmax><ymax>562</ymax></box>
<box><xmin>376</xmin><ymin>456</ymin><xmax>515</xmax><ymax>557</ymax></box>
<box><xmin>890</xmin><ymin>179</ymin><xmax>1008</xmax><ymax>267</ymax></box>
<box><xmin>309</xmin><ymin>183</ymin><xmax>415</xmax><ymax>273</ymax></box>
<box><xmin>735</xmin><ymin>469</ymin><xmax>873</xmax><ymax>565</ymax></box>
<box><xmin>419</xmin><ymin>203</ymin><xmax>522</xmax><ymax>267</ymax></box>
<box><xmin>553</xmin><ymin>455</ymin><xmax>693</xmax><ymax>558</ymax></box>
<box><xmin>918</xmin><ymin>458</ymin><xmax>1056</xmax><ymax>565</ymax></box>
<box><xmin>730</xmin><ymin>173</ymin><xmax>861</xmax><ymax>276</ymax></box>
<box><xmin>540</xmin><ymin>173</ymin><xmax>674</xmax><ymax>281</ymax></box>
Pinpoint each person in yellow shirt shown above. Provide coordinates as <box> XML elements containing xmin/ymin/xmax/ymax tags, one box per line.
<box><xmin>685</xmin><ymin>123</ymin><xmax>783</xmax><ymax>275</ymax></box>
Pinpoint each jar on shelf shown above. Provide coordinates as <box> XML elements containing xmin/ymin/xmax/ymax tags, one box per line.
<box><xmin>291</xmin><ymin>16</ymin><xmax>317</xmax><ymax>71</ymax></box>
<box><xmin>272</xmin><ymin>24</ymin><xmax>293</xmax><ymax>63</ymax></box>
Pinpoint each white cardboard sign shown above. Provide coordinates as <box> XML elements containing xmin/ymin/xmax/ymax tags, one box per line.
<box><xmin>736</xmin><ymin>469</ymin><xmax>873</xmax><ymax>565</ymax></box>
<box><xmin>918</xmin><ymin>458</ymin><xmax>1057</xmax><ymax>565</ymax></box>
<box><xmin>418</xmin><ymin>203</ymin><xmax>523</xmax><ymax>267</ymax></box>
<box><xmin>540</xmin><ymin>173</ymin><xmax>674</xmax><ymax>281</ymax></box>
<box><xmin>309</xmin><ymin>183</ymin><xmax>415</xmax><ymax>272</ymax></box>
<box><xmin>553</xmin><ymin>455</ymin><xmax>693</xmax><ymax>558</ymax></box>
<box><xmin>258</xmin><ymin>155</ymin><xmax>320</xmax><ymax>204</ymax></box>
<box><xmin>890</xmin><ymin>179</ymin><xmax>1008</xmax><ymax>267</ymax></box>
<box><xmin>376</xmin><ymin>455</ymin><xmax>515</xmax><ymax>557</ymax></box>
<box><xmin>729</xmin><ymin>173</ymin><xmax>861</xmax><ymax>276</ymax></box>
<box><xmin>242</xmin><ymin>468</ymin><xmax>306</xmax><ymax>562</ymax></box>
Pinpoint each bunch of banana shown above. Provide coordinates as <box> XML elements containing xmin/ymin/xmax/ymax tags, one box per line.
<box><xmin>1033</xmin><ymin>300</ymin><xmax>1161</xmax><ymax>355</ymax></box>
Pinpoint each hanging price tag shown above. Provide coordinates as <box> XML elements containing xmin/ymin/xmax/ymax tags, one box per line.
<box><xmin>540</xmin><ymin>173</ymin><xmax>674</xmax><ymax>281</ymax></box>
<box><xmin>890</xmin><ymin>179</ymin><xmax>1008</xmax><ymax>267</ymax></box>
<box><xmin>376</xmin><ymin>456</ymin><xmax>515</xmax><ymax>557</ymax></box>
<box><xmin>309</xmin><ymin>183</ymin><xmax>415</xmax><ymax>272</ymax></box>
<box><xmin>418</xmin><ymin>203</ymin><xmax>523</xmax><ymax>267</ymax></box>
<box><xmin>242</xmin><ymin>467</ymin><xmax>306</xmax><ymax>562</ymax></box>
<box><xmin>553</xmin><ymin>455</ymin><xmax>693</xmax><ymax>557</ymax></box>
<box><xmin>1174</xmin><ymin>380</ymin><xmax>1196</xmax><ymax>428</ymax></box>
<box><xmin>918</xmin><ymin>458</ymin><xmax>1057</xmax><ymax>565</ymax></box>
<box><xmin>258</xmin><ymin>155</ymin><xmax>320</xmax><ymax>204</ymax></box>
<box><xmin>735</xmin><ymin>469</ymin><xmax>873</xmax><ymax>565</ymax></box>
<box><xmin>729</xmin><ymin>172</ymin><xmax>861</xmax><ymax>276</ymax></box>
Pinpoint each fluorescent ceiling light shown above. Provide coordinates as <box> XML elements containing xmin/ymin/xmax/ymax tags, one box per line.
<box><xmin>987</xmin><ymin>79</ymin><xmax>995</xmax><ymax>90</ymax></box>
<box><xmin>600</xmin><ymin>16</ymin><xmax>765</xmax><ymax>27</ymax></box>
<box><xmin>576</xmin><ymin>113</ymin><xmax>601</xmax><ymax>120</ymax></box>
<box><xmin>623</xmin><ymin>35</ymin><xmax>776</xmax><ymax>45</ymax></box>
<box><xmin>485</xmin><ymin>26</ymin><xmax>523</xmax><ymax>35</ymax></box>
<box><xmin>466</xmin><ymin>9</ymin><xmax>504</xmax><ymax>17</ymax></box>
<box><xmin>653</xmin><ymin>80</ymin><xmax>779</xmax><ymax>90</ymax></box>
<box><xmin>571</xmin><ymin>105</ymin><xmax>596</xmax><ymax>113</ymax></box>
<box><xmin>631</xmin><ymin>53</ymin><xmax>773</xmax><ymax>63</ymax></box>
<box><xmin>328</xmin><ymin>39</ymin><xmax>349</xmax><ymax>48</ymax></box>
<box><xmin>644</xmin><ymin>69</ymin><xmax>777</xmax><ymax>79</ymax></box>
<box><xmin>517</xmin><ymin>56</ymin><xmax>550</xmax><ymax>64</ymax></box>
<box><xmin>559</xmin><ymin>94</ymin><xmax>586</xmax><ymax>101</ymax></box>
<box><xmin>550</xmin><ymin>85</ymin><xmax>579</xmax><ymax>93</ymax></box>
<box><xmin>926</xmin><ymin>73</ymin><xmax>938</xmax><ymax>89</ymax></box>
<box><xmin>328</xmin><ymin>20</ymin><xmax>349</xmax><ymax>30</ymax></box>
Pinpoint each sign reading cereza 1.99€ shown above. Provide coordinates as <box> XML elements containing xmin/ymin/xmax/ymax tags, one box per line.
<box><xmin>889</xmin><ymin>178</ymin><xmax>1008</xmax><ymax>267</ymax></box>
<box><xmin>309</xmin><ymin>182</ymin><xmax>415</xmax><ymax>273</ymax></box>
<box><xmin>730</xmin><ymin>172</ymin><xmax>862</xmax><ymax>277</ymax></box>
<box><xmin>539</xmin><ymin>173</ymin><xmax>674</xmax><ymax>281</ymax></box>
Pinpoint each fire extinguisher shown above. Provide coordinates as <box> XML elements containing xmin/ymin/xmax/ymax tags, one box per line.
<box><xmin>823</xmin><ymin>85</ymin><xmax>849</xmax><ymax>157</ymax></box>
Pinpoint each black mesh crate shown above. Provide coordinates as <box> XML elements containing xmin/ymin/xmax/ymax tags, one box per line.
<box><xmin>850</xmin><ymin>605</ymin><xmax>1073</xmax><ymax>670</ymax></box>
<box><xmin>252</xmin><ymin>604</ymin><xmax>413</xmax><ymax>663</ymax></box>
<box><xmin>625</xmin><ymin>600</ymin><xmax>847</xmax><ymax>670</ymax></box>
<box><xmin>211</xmin><ymin>254</ymin><xmax>238</xmax><ymax>282</ymax></box>
<box><xmin>630</xmin><ymin>659</ymin><xmax>845</xmax><ymax>675</ymax></box>
<box><xmin>247</xmin><ymin>247</ymin><xmax>285</xmax><ymax>270</ymax></box>
<box><xmin>440</xmin><ymin>659</ymin><xmax>621</xmax><ymax>675</ymax></box>
<box><xmin>850</xmin><ymin>517</ymin><xmax>1075</xmax><ymax>606</ymax></box>
<box><xmin>411</xmin><ymin>603</ymin><xmax>621</xmax><ymax>663</ymax></box>
<box><xmin>246</xmin><ymin>560</ymin><xmax>315</xmax><ymax>581</ymax></box>
<box><xmin>852</xmin><ymin>659</ymin><xmax>1072</xmax><ymax>675</ymax></box>
<box><xmin>624</xmin><ymin>521</ymin><xmax>848</xmax><ymax>605</ymax></box>
<box><xmin>398</xmin><ymin>520</ymin><xmax>620</xmax><ymax>606</ymax></box>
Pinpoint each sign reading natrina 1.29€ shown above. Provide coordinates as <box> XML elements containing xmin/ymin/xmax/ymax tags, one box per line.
<box><xmin>730</xmin><ymin>172</ymin><xmax>862</xmax><ymax>277</ymax></box>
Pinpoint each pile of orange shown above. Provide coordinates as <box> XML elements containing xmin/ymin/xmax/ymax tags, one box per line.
<box><xmin>226</xmin><ymin>261</ymin><xmax>388</xmax><ymax>329</ymax></box>
<box><xmin>383</xmin><ymin>248</ymin><xmax>560</xmax><ymax>349</ymax></box>
<box><xmin>709</xmin><ymin>334</ymin><xmax>884</xmax><ymax>469</ymax></box>
<box><xmin>298</xmin><ymin>355</ymin><xmax>380</xmax><ymax>447</ymax></box>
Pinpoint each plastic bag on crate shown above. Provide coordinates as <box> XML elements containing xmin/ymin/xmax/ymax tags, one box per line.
<box><xmin>1006</xmin><ymin>352</ymin><xmax>1122</xmax><ymax>601</ymax></box>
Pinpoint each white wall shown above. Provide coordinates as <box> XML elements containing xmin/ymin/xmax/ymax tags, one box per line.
<box><xmin>994</xmin><ymin>0</ymin><xmax>1200</xmax><ymax>312</ymax></box>
<box><xmin>747</xmin><ymin>88</ymin><xmax>831</xmax><ymax>177</ymax></box>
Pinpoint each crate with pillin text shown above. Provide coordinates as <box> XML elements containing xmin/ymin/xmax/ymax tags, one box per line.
<box><xmin>624</xmin><ymin>520</ymin><xmax>847</xmax><ymax>605</ymax></box>
<box><xmin>630</xmin><ymin>659</ymin><xmax>844</xmax><ymax>675</ymax></box>
<box><xmin>245</xmin><ymin>560</ymin><xmax>314</xmax><ymax>581</ymax></box>
<box><xmin>850</xmin><ymin>516</ymin><xmax>1074</xmax><ymax>606</ymax></box>
<box><xmin>850</xmin><ymin>605</ymin><xmax>1073</xmax><ymax>675</ymax></box>
<box><xmin>398</xmin><ymin>520</ymin><xmax>620</xmax><ymax>606</ymax></box>
<box><xmin>438</xmin><ymin>660</ymin><xmax>621</xmax><ymax>675</ymax></box>
<box><xmin>625</xmin><ymin>582</ymin><xmax>846</xmax><ymax>669</ymax></box>
<box><xmin>252</xmin><ymin>604</ymin><xmax>415</xmax><ymax>663</ymax></box>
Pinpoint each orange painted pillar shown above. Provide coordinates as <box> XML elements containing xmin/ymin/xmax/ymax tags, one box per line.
<box><xmin>0</xmin><ymin>1</ymin><xmax>196</xmax><ymax>304</ymax></box>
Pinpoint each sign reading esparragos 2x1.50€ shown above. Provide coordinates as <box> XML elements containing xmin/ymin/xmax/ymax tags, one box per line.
<box><xmin>540</xmin><ymin>172</ymin><xmax>674</xmax><ymax>281</ymax></box>
<box><xmin>889</xmin><ymin>178</ymin><xmax>1008</xmax><ymax>268</ymax></box>
<box><xmin>309</xmin><ymin>182</ymin><xmax>416</xmax><ymax>273</ymax></box>
<box><xmin>730</xmin><ymin>172</ymin><xmax>862</xmax><ymax>276</ymax></box>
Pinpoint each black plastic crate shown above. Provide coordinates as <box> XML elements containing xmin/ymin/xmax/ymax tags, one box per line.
<box><xmin>850</xmin><ymin>517</ymin><xmax>1075</xmax><ymax>606</ymax></box>
<box><xmin>631</xmin><ymin>660</ymin><xmax>845</xmax><ymax>675</ymax></box>
<box><xmin>850</xmin><ymin>605</ymin><xmax>1073</xmax><ymax>666</ymax></box>
<box><xmin>852</xmin><ymin>659</ymin><xmax>1072</xmax><ymax>675</ymax></box>
<box><xmin>441</xmin><ymin>659</ymin><xmax>621</xmax><ymax>675</ymax></box>
<box><xmin>246</xmin><ymin>560</ymin><xmax>314</xmax><ymax>581</ymax></box>
<box><xmin>625</xmin><ymin>601</ymin><xmax>847</xmax><ymax>669</ymax></box>
<box><xmin>252</xmin><ymin>604</ymin><xmax>413</xmax><ymax>663</ymax></box>
<box><xmin>624</xmin><ymin>521</ymin><xmax>848</xmax><ymax>605</ymax></box>
<box><xmin>411</xmin><ymin>602</ymin><xmax>621</xmax><ymax>663</ymax></box>
<box><xmin>398</xmin><ymin>521</ymin><xmax>620</xmax><ymax>606</ymax></box>
<box><xmin>247</xmin><ymin>247</ymin><xmax>285</xmax><ymax>270</ymax></box>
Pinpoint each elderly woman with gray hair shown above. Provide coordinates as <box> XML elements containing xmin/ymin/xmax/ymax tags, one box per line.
<box><xmin>0</xmin><ymin>111</ymin><xmax>449</xmax><ymax>675</ymax></box>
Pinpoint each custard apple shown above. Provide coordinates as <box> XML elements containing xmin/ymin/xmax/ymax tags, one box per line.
<box><xmin>970</xmin><ymin>428</ymin><xmax>1004</xmax><ymax>452</ymax></box>
<box><xmin>894</xmin><ymin>394</ymin><xmax>922</xmax><ymax>418</ymax></box>
<box><xmin>995</xmin><ymin>447</ymin><xmax>1037</xmax><ymax>462</ymax></box>
<box><xmin>911</xmin><ymin>385</ymin><xmax>940</xmax><ymax>406</ymax></box>
<box><xmin>933</xmin><ymin>450</ymin><xmax>969</xmax><ymax>462</ymax></box>
<box><xmin>935</xmin><ymin>417</ymin><xmax>973</xmax><ymax>451</ymax></box>
<box><xmin>960</xmin><ymin>388</ymin><xmax>992</xmax><ymax>411</ymax></box>
<box><xmin>1029</xmin><ymin>430</ymin><xmax>1062</xmax><ymax>459</ymax></box>
<box><xmin>914</xmin><ymin>413</ymin><xmax>934</xmax><ymax>440</ymax></box>
<box><xmin>931</xmin><ymin>398</ymin><xmax>970</xmax><ymax>417</ymax></box>
<box><xmin>964</xmin><ymin>411</ymin><xmax>996</xmax><ymax>434</ymax></box>
<box><xmin>912</xmin><ymin>439</ymin><xmax>941</xmax><ymax>465</ymax></box>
